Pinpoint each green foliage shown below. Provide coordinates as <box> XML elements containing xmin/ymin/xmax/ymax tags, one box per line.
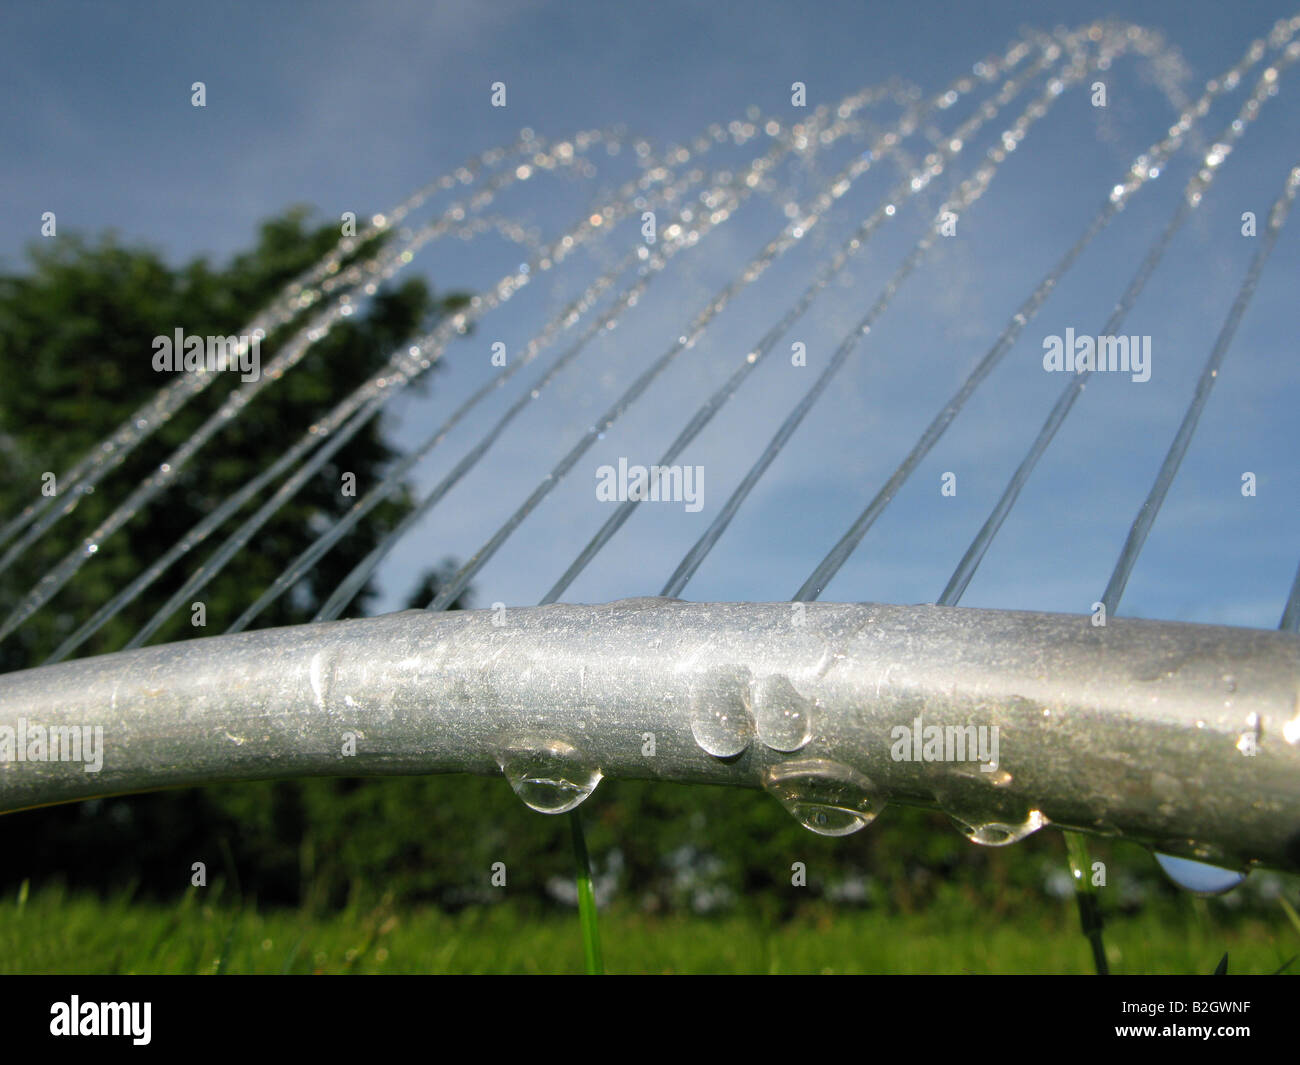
<box><xmin>0</xmin><ymin>208</ymin><xmax>469</xmax><ymax>668</ymax></box>
<box><xmin>1065</xmin><ymin>829</ymin><xmax>1109</xmax><ymax>975</ymax></box>
<box><xmin>4</xmin><ymin>882</ymin><xmax>1298</xmax><ymax>975</ymax></box>
<box><xmin>569</xmin><ymin>811</ymin><xmax>604</xmax><ymax>973</ymax></box>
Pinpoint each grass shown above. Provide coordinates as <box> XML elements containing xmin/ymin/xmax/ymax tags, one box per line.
<box><xmin>568</xmin><ymin>809</ymin><xmax>604</xmax><ymax>974</ymax></box>
<box><xmin>1064</xmin><ymin>830</ymin><xmax>1108</xmax><ymax>975</ymax></box>
<box><xmin>3</xmin><ymin>881</ymin><xmax>1298</xmax><ymax>974</ymax></box>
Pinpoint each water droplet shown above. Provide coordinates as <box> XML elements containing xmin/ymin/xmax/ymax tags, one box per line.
<box><xmin>764</xmin><ymin>759</ymin><xmax>885</xmax><ymax>836</ymax></box>
<box><xmin>497</xmin><ymin>738</ymin><xmax>601</xmax><ymax>814</ymax></box>
<box><xmin>948</xmin><ymin>808</ymin><xmax>1047</xmax><ymax>846</ymax></box>
<box><xmin>1154</xmin><ymin>853</ymin><xmax>1246</xmax><ymax>895</ymax></box>
<box><xmin>690</xmin><ymin>706</ymin><xmax>752</xmax><ymax>757</ymax></box>
<box><xmin>751</xmin><ymin>674</ymin><xmax>814</xmax><ymax>752</ymax></box>
<box><xmin>689</xmin><ymin>667</ymin><xmax>753</xmax><ymax>757</ymax></box>
<box><xmin>1237</xmin><ymin>711</ymin><xmax>1261</xmax><ymax>755</ymax></box>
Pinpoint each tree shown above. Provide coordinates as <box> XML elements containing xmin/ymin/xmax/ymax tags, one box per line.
<box><xmin>0</xmin><ymin>209</ymin><xmax>474</xmax><ymax>667</ymax></box>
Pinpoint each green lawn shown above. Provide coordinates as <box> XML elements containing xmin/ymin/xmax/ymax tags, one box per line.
<box><xmin>4</xmin><ymin>883</ymin><xmax>1297</xmax><ymax>974</ymax></box>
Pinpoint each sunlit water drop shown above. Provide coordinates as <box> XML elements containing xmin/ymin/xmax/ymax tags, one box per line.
<box><xmin>688</xmin><ymin>667</ymin><xmax>754</xmax><ymax>757</ymax></box>
<box><xmin>497</xmin><ymin>738</ymin><xmax>602</xmax><ymax>814</ymax></box>
<box><xmin>763</xmin><ymin>758</ymin><xmax>885</xmax><ymax>836</ymax></box>
<box><xmin>948</xmin><ymin>807</ymin><xmax>1048</xmax><ymax>846</ymax></box>
<box><xmin>1153</xmin><ymin>853</ymin><xmax>1247</xmax><ymax>895</ymax></box>
<box><xmin>751</xmin><ymin>674</ymin><xmax>815</xmax><ymax>752</ymax></box>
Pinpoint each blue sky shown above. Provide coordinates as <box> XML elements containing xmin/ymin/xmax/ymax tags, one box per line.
<box><xmin>2</xmin><ymin>1</ymin><xmax>1297</xmax><ymax>629</ymax></box>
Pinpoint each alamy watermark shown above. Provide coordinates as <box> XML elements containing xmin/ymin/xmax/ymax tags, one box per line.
<box><xmin>50</xmin><ymin>997</ymin><xmax>150</xmax><ymax>1045</ymax></box>
<box><xmin>0</xmin><ymin>718</ymin><xmax>103</xmax><ymax>772</ymax></box>
<box><xmin>890</xmin><ymin>715</ymin><xmax>999</xmax><ymax>772</ymax></box>
<box><xmin>152</xmin><ymin>328</ymin><xmax>262</xmax><ymax>382</ymax></box>
<box><xmin>596</xmin><ymin>457</ymin><xmax>704</xmax><ymax>512</ymax></box>
<box><xmin>1042</xmin><ymin>328</ymin><xmax>1150</xmax><ymax>383</ymax></box>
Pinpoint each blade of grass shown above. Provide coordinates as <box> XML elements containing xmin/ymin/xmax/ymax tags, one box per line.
<box><xmin>214</xmin><ymin>914</ymin><xmax>239</xmax><ymax>975</ymax></box>
<box><xmin>279</xmin><ymin>932</ymin><xmax>307</xmax><ymax>975</ymax></box>
<box><xmin>1278</xmin><ymin>895</ymin><xmax>1300</xmax><ymax>938</ymax></box>
<box><xmin>1064</xmin><ymin>830</ymin><xmax>1108</xmax><ymax>975</ymax></box>
<box><xmin>569</xmin><ymin>808</ymin><xmax>603</xmax><ymax>974</ymax></box>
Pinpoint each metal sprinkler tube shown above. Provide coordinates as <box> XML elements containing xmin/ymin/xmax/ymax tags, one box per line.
<box><xmin>0</xmin><ymin>600</ymin><xmax>1297</xmax><ymax>870</ymax></box>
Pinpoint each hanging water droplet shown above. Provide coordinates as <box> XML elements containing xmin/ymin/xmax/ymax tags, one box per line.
<box><xmin>497</xmin><ymin>738</ymin><xmax>601</xmax><ymax>814</ymax></box>
<box><xmin>688</xmin><ymin>667</ymin><xmax>753</xmax><ymax>758</ymax></box>
<box><xmin>751</xmin><ymin>674</ymin><xmax>814</xmax><ymax>752</ymax></box>
<box><xmin>691</xmin><ymin>706</ymin><xmax>751</xmax><ymax>757</ymax></box>
<box><xmin>764</xmin><ymin>759</ymin><xmax>885</xmax><ymax>836</ymax></box>
<box><xmin>948</xmin><ymin>807</ymin><xmax>1047</xmax><ymax>846</ymax></box>
<box><xmin>1235</xmin><ymin>710</ymin><xmax>1261</xmax><ymax>756</ymax></box>
<box><xmin>1154</xmin><ymin>853</ymin><xmax>1246</xmax><ymax>895</ymax></box>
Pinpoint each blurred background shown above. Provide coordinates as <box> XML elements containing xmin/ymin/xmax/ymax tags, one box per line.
<box><xmin>0</xmin><ymin>1</ymin><xmax>1297</xmax><ymax>972</ymax></box>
